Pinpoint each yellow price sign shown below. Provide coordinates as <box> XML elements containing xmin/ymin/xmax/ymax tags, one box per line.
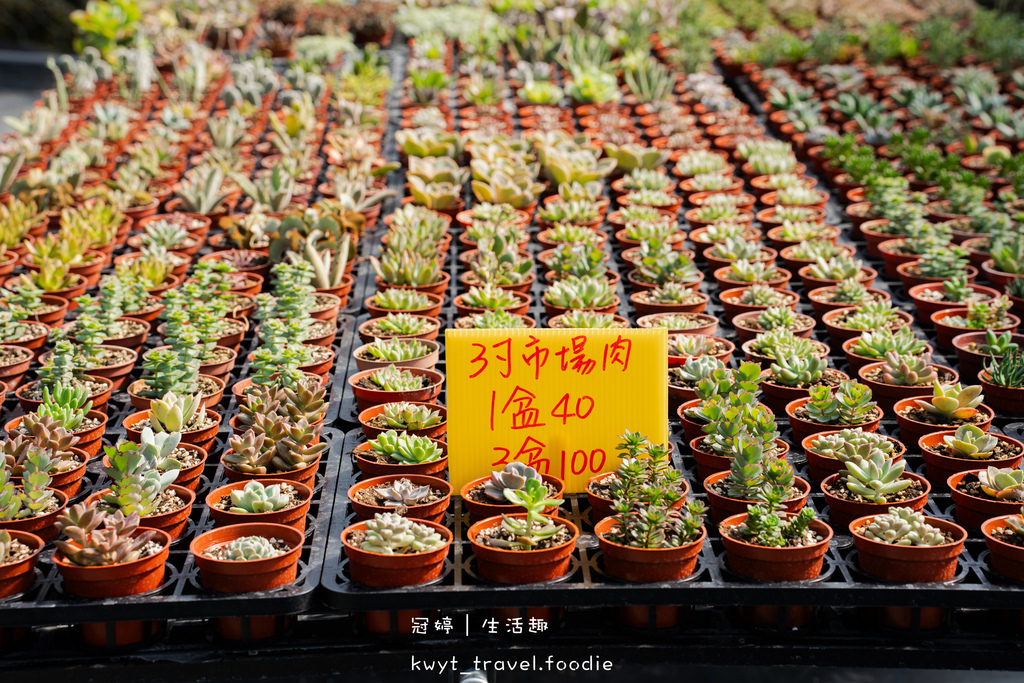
<box><xmin>445</xmin><ymin>328</ymin><xmax>668</xmax><ymax>493</ymax></box>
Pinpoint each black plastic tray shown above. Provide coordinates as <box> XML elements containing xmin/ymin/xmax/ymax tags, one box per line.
<box><xmin>320</xmin><ymin>41</ymin><xmax>1024</xmax><ymax>620</ymax></box>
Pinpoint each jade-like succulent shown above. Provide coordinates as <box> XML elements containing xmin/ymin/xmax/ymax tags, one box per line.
<box><xmin>364</xmin><ymin>337</ymin><xmax>430</xmax><ymax>362</ymax></box>
<box><xmin>805</xmin><ymin>380</ymin><xmax>877</xmax><ymax>425</ymax></box>
<box><xmin>149</xmin><ymin>391</ymin><xmax>204</xmax><ymax>433</ymax></box>
<box><xmin>914</xmin><ymin>383</ymin><xmax>983</xmax><ymax>422</ymax></box>
<box><xmin>484</xmin><ymin>462</ymin><xmax>543</xmax><ymax>502</ymax></box>
<box><xmin>229</xmin><ymin>481</ymin><xmax>291</xmax><ymax>513</ymax></box>
<box><xmin>372</xmin><ymin>289</ymin><xmax>432</xmax><ymax>311</ymax></box>
<box><xmin>738</xmin><ymin>284</ymin><xmax>788</xmax><ymax>306</ymax></box>
<box><xmin>225</xmin><ymin>535</ymin><xmax>286</xmax><ymax>561</ymax></box>
<box><xmin>849</xmin><ymin>327</ymin><xmax>927</xmax><ymax>360</ymax></box>
<box><xmin>978</xmin><ymin>467</ymin><xmax>1024</xmax><ymax>501</ymax></box>
<box><xmin>100</xmin><ymin>440</ymin><xmax>180</xmax><ymax>517</ymax></box>
<box><xmin>858</xmin><ymin>507</ymin><xmax>947</xmax><ymax>546</ymax></box>
<box><xmin>381</xmin><ymin>402</ymin><xmax>443</xmax><ymax>430</ymax></box>
<box><xmin>942</xmin><ymin>424</ymin><xmax>999</xmax><ymax>459</ymax></box>
<box><xmin>368</xmin><ymin>365</ymin><xmax>425</xmax><ymax>392</ymax></box>
<box><xmin>487</xmin><ymin>478</ymin><xmax>565</xmax><ymax>550</ymax></box>
<box><xmin>880</xmin><ymin>351</ymin><xmax>938</xmax><ymax>386</ymax></box>
<box><xmin>378</xmin><ymin>479</ymin><xmax>431</xmax><ymax>508</ymax></box>
<box><xmin>725</xmin><ymin>439</ymin><xmax>796</xmax><ymax>505</ymax></box>
<box><xmin>367</xmin><ymin>431</ymin><xmax>444</xmax><ymax>465</ymax></box>
<box><xmin>770</xmin><ymin>355</ymin><xmax>827</xmax><ymax>386</ymax></box>
<box><xmin>54</xmin><ymin>504</ymin><xmax>158</xmax><ymax>567</ymax></box>
<box><xmin>360</xmin><ymin>512</ymin><xmax>445</xmax><ymax>555</ymax></box>
<box><xmin>755</xmin><ymin>306</ymin><xmax>800</xmax><ymax>331</ymax></box>
<box><xmin>808</xmin><ymin>429</ymin><xmax>894</xmax><ymax>460</ymax></box>
<box><xmin>701</xmin><ymin>403</ymin><xmax>779</xmax><ymax>456</ymax></box>
<box><xmin>838</xmin><ymin>444</ymin><xmax>912</xmax><ymax>504</ymax></box>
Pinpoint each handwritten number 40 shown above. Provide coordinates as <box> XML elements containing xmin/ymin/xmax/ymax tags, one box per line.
<box><xmin>551</xmin><ymin>394</ymin><xmax>594</xmax><ymax>424</ymax></box>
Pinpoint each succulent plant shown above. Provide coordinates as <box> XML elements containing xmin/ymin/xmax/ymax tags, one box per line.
<box><xmin>981</xmin><ymin>331</ymin><xmax>1019</xmax><ymax>356</ymax></box>
<box><xmin>748</xmin><ymin>328</ymin><xmax>820</xmax><ymax>360</ymax></box>
<box><xmin>225</xmin><ymin>535</ymin><xmax>286</xmax><ymax>561</ymax></box>
<box><xmin>942</xmin><ymin>424</ymin><xmax>999</xmax><ymax>459</ymax></box>
<box><xmin>770</xmin><ymin>356</ymin><xmax>827</xmax><ymax>387</ymax></box>
<box><xmin>850</xmin><ymin>327</ymin><xmax>927</xmax><ymax>360</ymax></box>
<box><xmin>553</xmin><ymin>310</ymin><xmax>624</xmax><ymax>328</ymax></box>
<box><xmin>914</xmin><ymin>383</ymin><xmax>983</xmax><ymax>422</ymax></box>
<box><xmin>725</xmin><ymin>439</ymin><xmax>796</xmax><ymax>506</ymax></box>
<box><xmin>372</xmin><ymin>289</ymin><xmax>432</xmax><ymax>311</ymax></box>
<box><xmin>31</xmin><ymin>384</ymin><xmax>92</xmax><ymax>433</ymax></box>
<box><xmin>229</xmin><ymin>481</ymin><xmax>291</xmax><ymax>513</ymax></box>
<box><xmin>372</xmin><ymin>313</ymin><xmax>432</xmax><ymax>336</ymax></box>
<box><xmin>737</xmin><ymin>284</ymin><xmax>788</xmax><ymax>306</ymax></box>
<box><xmin>149</xmin><ymin>391</ymin><xmax>204</xmax><ymax>433</ymax></box>
<box><xmin>484</xmin><ymin>462</ymin><xmax>545</xmax><ymax>502</ymax></box>
<box><xmin>371</xmin><ymin>250</ymin><xmax>442</xmax><ymax>287</ymax></box>
<box><xmin>543</xmin><ymin>275</ymin><xmax>615</xmax><ymax>310</ymax></box>
<box><xmin>755</xmin><ymin>306</ymin><xmax>800</xmax><ymax>331</ymax></box>
<box><xmin>378</xmin><ymin>479</ymin><xmax>432</xmax><ymax>508</ymax></box>
<box><xmin>724</xmin><ymin>260</ymin><xmax>780</xmax><ymax>284</ymax></box>
<box><xmin>858</xmin><ymin>507</ymin><xmax>947</xmax><ymax>546</ymax></box>
<box><xmin>54</xmin><ymin>504</ymin><xmax>157</xmax><ymax>567</ymax></box>
<box><xmin>702</xmin><ymin>402</ymin><xmax>779</xmax><ymax>456</ymax></box>
<box><xmin>100</xmin><ymin>439</ymin><xmax>180</xmax><ymax>517</ymax></box>
<box><xmin>837</xmin><ymin>444</ymin><xmax>912</xmax><ymax>504</ymax></box>
<box><xmin>460</xmin><ymin>285</ymin><xmax>520</xmax><ymax>310</ymax></box>
<box><xmin>986</xmin><ymin>348</ymin><xmax>1024</xmax><ymax>389</ymax></box>
<box><xmin>668</xmin><ymin>335</ymin><xmax>719</xmax><ymax>359</ymax></box>
<box><xmin>941</xmin><ymin>296</ymin><xmax>1014</xmax><ymax>330</ymax></box>
<box><xmin>360</xmin><ymin>512</ymin><xmax>445</xmax><ymax>555</ymax></box>
<box><xmin>380</xmin><ymin>402</ymin><xmax>443</xmax><ymax>431</ymax></box>
<box><xmin>0</xmin><ymin>448</ymin><xmax>55</xmax><ymax>521</ymax></box>
<box><xmin>367</xmin><ymin>431</ymin><xmax>444</xmax><ymax>465</ymax></box>
<box><xmin>368</xmin><ymin>365</ymin><xmax>426</xmax><ymax>392</ymax></box>
<box><xmin>978</xmin><ymin>467</ymin><xmax>1024</xmax><ymax>501</ymax></box>
<box><xmin>807</xmin><ymin>255</ymin><xmax>864</xmax><ymax>281</ymax></box>
<box><xmin>880</xmin><ymin>351</ymin><xmax>938</xmax><ymax>386</ymax></box>
<box><xmin>808</xmin><ymin>429</ymin><xmax>895</xmax><ymax>460</ymax></box>
<box><xmin>837</xmin><ymin>300</ymin><xmax>903</xmax><ymax>331</ymax></box>
<box><xmin>709</xmin><ymin>236</ymin><xmax>763</xmax><ymax>262</ymax></box>
<box><xmin>364</xmin><ymin>337</ymin><xmax>430</xmax><ymax>363</ymax></box>
<box><xmin>805</xmin><ymin>380</ymin><xmax>877</xmax><ymax>425</ymax></box>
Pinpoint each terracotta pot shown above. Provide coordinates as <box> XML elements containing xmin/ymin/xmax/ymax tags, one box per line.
<box><xmin>980</xmin><ymin>371</ymin><xmax>1024</xmax><ymax>415</ymax></box>
<box><xmin>981</xmin><ymin>259</ymin><xmax>1024</xmax><ymax>290</ymax></box>
<box><xmin>542</xmin><ymin>297</ymin><xmax>620</xmax><ymax>320</ymax></box>
<box><xmin>798</xmin><ymin>265</ymin><xmax>878</xmax><ymax>292</ymax></box>
<box><xmin>822</xmin><ymin>307</ymin><xmax>914</xmax><ymax>347</ymax></box>
<box><xmin>352</xmin><ymin>339</ymin><xmax>441</xmax><ymax>373</ymax></box>
<box><xmin>954</xmin><ymin>332</ymin><xmax>1024</xmax><ymax>383</ymax></box>
<box><xmin>0</xmin><ymin>345</ymin><xmax>33</xmax><ymax>389</ymax></box>
<box><xmin>21</xmin><ymin>295</ymin><xmax>69</xmax><ymax>326</ymax></box>
<box><xmin>807</xmin><ymin>287</ymin><xmax>891</xmax><ymax>319</ymax></box>
<box><xmin>357</xmin><ymin>402</ymin><xmax>447</xmax><ymax>441</ymax></box>
<box><xmin>77</xmin><ymin>345</ymin><xmax>138</xmax><ymax>391</ymax></box>
<box><xmin>127</xmin><ymin>376</ymin><xmax>225</xmax><ymax>412</ymax></box>
<box><xmin>349</xmin><ymin>475</ymin><xmax>452</xmax><ymax>524</ymax></box>
<box><xmin>0</xmin><ymin>488</ymin><xmax>67</xmax><ymax>542</ymax></box>
<box><xmin>190</xmin><ymin>523</ymin><xmax>304</xmax><ymax>593</ymax></box>
<box><xmin>712</xmin><ymin>266</ymin><xmax>792</xmax><ymax>292</ymax></box>
<box><xmin>223</xmin><ymin>449</ymin><xmax>321</xmax><ymax>487</ymax></box>
<box><xmin>629</xmin><ymin>290</ymin><xmax>710</xmax><ymax>316</ymax></box>
<box><xmin>786</xmin><ymin>397</ymin><xmax>881</xmax><ymax>443</ymax></box>
<box><xmin>86</xmin><ymin>485</ymin><xmax>195</xmax><ymax>540</ymax></box>
<box><xmin>981</xmin><ymin>515</ymin><xmax>1024</xmax><ymax>582</ymax></box>
<box><xmin>468</xmin><ymin>513</ymin><xmax>580</xmax><ymax>584</ymax></box>
<box><xmin>858</xmin><ymin>362</ymin><xmax>959</xmax><ymax>414</ymax></box>
<box><xmin>703</xmin><ymin>471</ymin><xmax>810</xmax><ymax>523</ymax></box>
<box><xmin>908</xmin><ymin>282</ymin><xmax>1002</xmax><ymax>323</ymax></box>
<box><xmin>894</xmin><ymin>397</ymin><xmax>994</xmax><ymax>444</ymax></box>
<box><xmin>719</xmin><ymin>286</ymin><xmax>798</xmax><ymax>324</ymax></box>
<box><xmin>802</xmin><ymin>432</ymin><xmax>906</xmax><ymax>483</ymax></box>
<box><xmin>822</xmin><ymin>472</ymin><xmax>930</xmax><ymax>529</ymax></box>
<box><xmin>742</xmin><ymin>338</ymin><xmax>830</xmax><ymax>370</ymax></box>
<box><xmin>919</xmin><ymin>430</ymin><xmax>1024</xmax><ymax>490</ymax></box>
<box><xmin>719</xmin><ymin>512</ymin><xmax>833</xmax><ymax>581</ymax></box>
<box><xmin>635</xmin><ymin>312</ymin><xmax>717</xmax><ymax>336</ymax></box>
<box><xmin>948</xmin><ymin>471</ymin><xmax>1023</xmax><ymax>530</ymax></box>
<box><xmin>16</xmin><ymin>376</ymin><xmax>112</xmax><ymax>415</ymax></box>
<box><xmin>732</xmin><ymin>311</ymin><xmax>815</xmax><ymax>344</ymax></box>
<box><xmin>0</xmin><ymin>530</ymin><xmax>43</xmax><ymax>599</ymax></box>
<box><xmin>358</xmin><ymin>315</ymin><xmax>441</xmax><ymax>343</ymax></box>
<box><xmin>851</xmin><ymin>514</ymin><xmax>966</xmax><ymax>584</ymax></box>
<box><xmin>53</xmin><ymin>528</ymin><xmax>170</xmax><ymax>598</ymax></box>
<box><xmin>348</xmin><ymin>367</ymin><xmax>444</xmax><ymax>412</ymax></box>
<box><xmin>352</xmin><ymin>439</ymin><xmax>448</xmax><ymax>478</ymax></box>
<box><xmin>460</xmin><ymin>474</ymin><xmax>565</xmax><ymax>522</ymax></box>
<box><xmin>897</xmin><ymin>261</ymin><xmax>979</xmax><ymax>291</ymax></box>
<box><xmin>342</xmin><ymin>518</ymin><xmax>452</xmax><ymax>587</ymax></box>
<box><xmin>595</xmin><ymin>517</ymin><xmax>706</xmax><ymax>582</ymax></box>
<box><xmin>205</xmin><ymin>479</ymin><xmax>312</xmax><ymax>532</ymax></box>
<box><xmin>375</xmin><ymin>270</ymin><xmax>451</xmax><ymax>297</ymax></box>
<box><xmin>930</xmin><ymin>308</ymin><xmax>1020</xmax><ymax>351</ymax></box>
<box><xmin>0</xmin><ymin>323</ymin><xmax>49</xmax><ymax>360</ymax></box>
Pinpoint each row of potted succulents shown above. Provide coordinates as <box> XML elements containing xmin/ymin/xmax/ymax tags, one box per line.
<box><xmin>321</xmin><ymin>0</ymin><xmax>1024</xmax><ymax>635</ymax></box>
<box><xmin>0</xmin><ymin>0</ymin><xmax>374</xmax><ymax>644</ymax></box>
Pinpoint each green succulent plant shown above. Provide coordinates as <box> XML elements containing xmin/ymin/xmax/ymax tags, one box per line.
<box><xmin>360</xmin><ymin>512</ymin><xmax>446</xmax><ymax>555</ymax></box>
<box><xmin>858</xmin><ymin>507</ymin><xmax>947</xmax><ymax>546</ymax></box>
